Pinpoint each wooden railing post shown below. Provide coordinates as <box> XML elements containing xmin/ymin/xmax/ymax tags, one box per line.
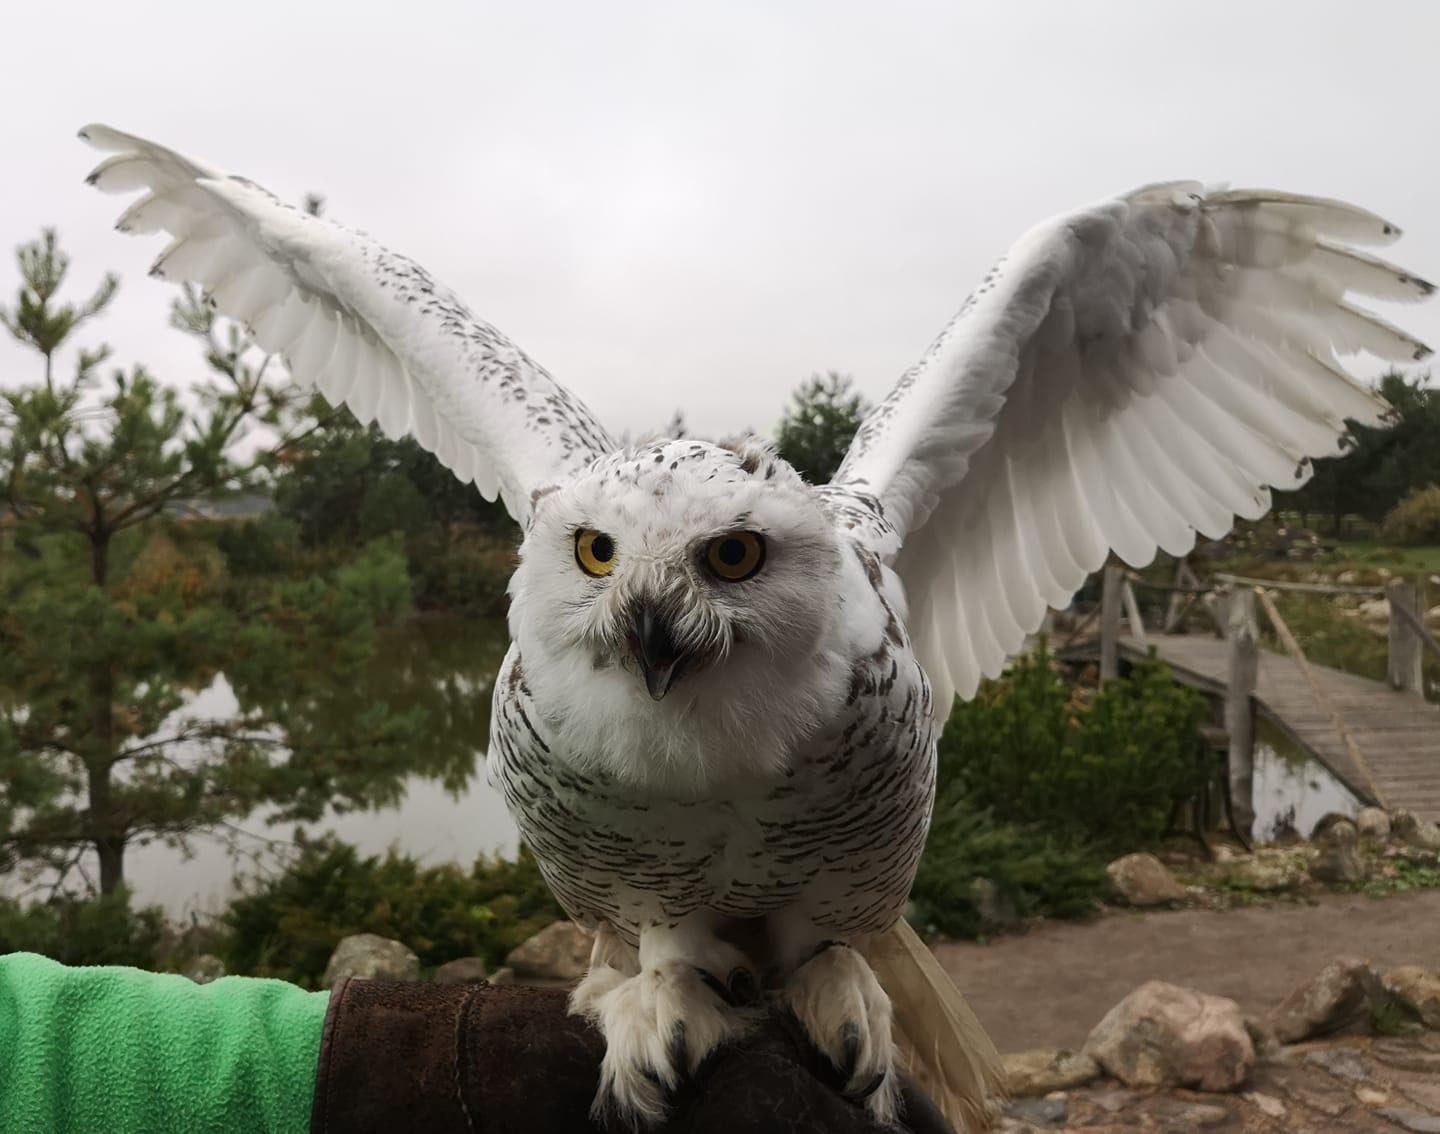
<box><xmin>1100</xmin><ymin>563</ymin><xmax>1122</xmax><ymax>683</ymax></box>
<box><xmin>1225</xmin><ymin>588</ymin><xmax>1258</xmax><ymax>840</ymax></box>
<box><xmin>1388</xmin><ymin>578</ymin><xmax>1425</xmax><ymax>695</ymax></box>
<box><xmin>1122</xmin><ymin>579</ymin><xmax>1149</xmax><ymax>650</ymax></box>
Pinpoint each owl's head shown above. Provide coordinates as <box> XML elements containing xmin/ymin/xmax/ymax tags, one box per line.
<box><xmin>507</xmin><ymin>436</ymin><xmax>859</xmax><ymax>795</ymax></box>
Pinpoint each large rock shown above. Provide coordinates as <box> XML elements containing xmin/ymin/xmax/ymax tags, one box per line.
<box><xmin>505</xmin><ymin>920</ymin><xmax>594</xmax><ymax>983</ymax></box>
<box><xmin>1083</xmin><ymin>981</ymin><xmax>1254</xmax><ymax>1091</ymax></box>
<box><xmin>1356</xmin><ymin>807</ymin><xmax>1392</xmax><ymax>840</ymax></box>
<box><xmin>1319</xmin><ymin>824</ymin><xmax>1362</xmax><ymax>882</ymax></box>
<box><xmin>1392</xmin><ymin>810</ymin><xmax>1440</xmax><ymax>851</ymax></box>
<box><xmin>1105</xmin><ymin>853</ymin><xmax>1187</xmax><ymax>908</ymax></box>
<box><xmin>1310</xmin><ymin>813</ymin><xmax>1356</xmax><ymax>843</ymax></box>
<box><xmin>1002</xmin><ymin>1048</ymin><xmax>1102</xmax><ymax>1097</ymax></box>
<box><xmin>1383</xmin><ymin>967</ymin><xmax>1440</xmax><ymax>1029</ymax></box>
<box><xmin>433</xmin><ymin>957</ymin><xmax>489</xmax><ymax>985</ymax></box>
<box><xmin>322</xmin><ymin>933</ymin><xmax>420</xmax><ymax>988</ymax></box>
<box><xmin>1265</xmin><ymin>957</ymin><xmax>1381</xmax><ymax>1042</ymax></box>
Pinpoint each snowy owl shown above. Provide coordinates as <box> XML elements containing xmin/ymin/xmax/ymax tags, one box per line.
<box><xmin>81</xmin><ymin>124</ymin><xmax>1431</xmax><ymax>1130</ymax></box>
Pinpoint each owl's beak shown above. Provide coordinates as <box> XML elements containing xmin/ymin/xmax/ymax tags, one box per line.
<box><xmin>629</xmin><ymin>604</ymin><xmax>688</xmax><ymax>701</ymax></box>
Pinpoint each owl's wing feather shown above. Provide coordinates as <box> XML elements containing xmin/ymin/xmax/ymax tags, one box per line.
<box><xmin>80</xmin><ymin>123</ymin><xmax>615</xmax><ymax>524</ymax></box>
<box><xmin>832</xmin><ymin>183</ymin><xmax>1432</xmax><ymax>712</ymax></box>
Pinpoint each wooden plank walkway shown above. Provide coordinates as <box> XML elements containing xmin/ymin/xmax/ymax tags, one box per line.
<box><xmin>1114</xmin><ymin>634</ymin><xmax>1440</xmax><ymax>822</ymax></box>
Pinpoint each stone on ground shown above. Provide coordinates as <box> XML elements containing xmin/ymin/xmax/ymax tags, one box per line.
<box><xmin>1232</xmin><ymin>852</ymin><xmax>1305</xmax><ymax>892</ymax></box>
<box><xmin>1001</xmin><ymin>1097</ymin><xmax>1067</xmax><ymax>1128</ymax></box>
<box><xmin>1359</xmin><ymin>597</ymin><xmax>1390</xmax><ymax>624</ymax></box>
<box><xmin>969</xmin><ymin>876</ymin><xmax>1021</xmax><ymax>929</ymax></box>
<box><xmin>1001</xmin><ymin>1048</ymin><xmax>1102</xmax><ymax>1097</ymax></box>
<box><xmin>433</xmin><ymin>956</ymin><xmax>489</xmax><ymax>985</ymax></box>
<box><xmin>1266</xmin><ymin>957</ymin><xmax>1381</xmax><ymax>1043</ymax></box>
<box><xmin>1356</xmin><ymin>807</ymin><xmax>1392</xmax><ymax>840</ymax></box>
<box><xmin>1083</xmin><ymin>980</ymin><xmax>1254</xmax><ymax>1091</ymax></box>
<box><xmin>1310</xmin><ymin>817</ymin><xmax>1365</xmax><ymax>883</ymax></box>
<box><xmin>1312</xmin><ymin>841</ymin><xmax>1366</xmax><ymax>884</ymax></box>
<box><xmin>322</xmin><ymin>933</ymin><xmax>420</xmax><ymax>988</ymax></box>
<box><xmin>1393</xmin><ymin>811</ymin><xmax>1440</xmax><ymax>851</ymax></box>
<box><xmin>504</xmin><ymin>920</ymin><xmax>594</xmax><ymax>983</ymax></box>
<box><xmin>1384</xmin><ymin>967</ymin><xmax>1440</xmax><ymax>1029</ymax></box>
<box><xmin>182</xmin><ymin>954</ymin><xmax>226</xmax><ymax>984</ymax></box>
<box><xmin>1105</xmin><ymin>852</ymin><xmax>1187</xmax><ymax>907</ymax></box>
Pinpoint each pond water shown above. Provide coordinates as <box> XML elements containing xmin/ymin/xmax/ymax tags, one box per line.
<box><xmin>124</xmin><ymin>616</ymin><xmax>520</xmax><ymax>917</ymax></box>
<box><xmin>33</xmin><ymin>621</ymin><xmax>1362</xmax><ymax>916</ymax></box>
<box><xmin>1251</xmin><ymin>718</ymin><xmax>1361</xmax><ymax>842</ymax></box>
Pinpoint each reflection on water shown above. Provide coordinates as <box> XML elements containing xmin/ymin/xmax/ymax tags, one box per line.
<box><xmin>33</xmin><ymin>616</ymin><xmax>1377</xmax><ymax>913</ymax></box>
<box><xmin>124</xmin><ymin>616</ymin><xmax>519</xmax><ymax>916</ymax></box>
<box><xmin>1251</xmin><ymin>719</ymin><xmax>1361</xmax><ymax>843</ymax></box>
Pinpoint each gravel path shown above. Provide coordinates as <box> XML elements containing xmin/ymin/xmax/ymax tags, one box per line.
<box><xmin>935</xmin><ymin>888</ymin><xmax>1440</xmax><ymax>1054</ymax></box>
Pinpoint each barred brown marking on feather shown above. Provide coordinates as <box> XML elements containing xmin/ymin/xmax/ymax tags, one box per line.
<box><xmin>489</xmin><ymin>525</ymin><xmax>935</xmax><ymax>944</ymax></box>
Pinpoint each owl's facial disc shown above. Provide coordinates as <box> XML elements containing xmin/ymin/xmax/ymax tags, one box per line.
<box><xmin>627</xmin><ymin>603</ymin><xmax>688</xmax><ymax>701</ymax></box>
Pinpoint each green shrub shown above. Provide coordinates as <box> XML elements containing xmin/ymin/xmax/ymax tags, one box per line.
<box><xmin>211</xmin><ymin>513</ymin><xmax>303</xmax><ymax>577</ymax></box>
<box><xmin>221</xmin><ymin>836</ymin><xmax>563</xmax><ymax>986</ymax></box>
<box><xmin>910</xmin><ymin>805</ymin><xmax>1105</xmax><ymax>939</ymax></box>
<box><xmin>1380</xmin><ymin>484</ymin><xmax>1440</xmax><ymax>546</ymax></box>
<box><xmin>937</xmin><ymin>645</ymin><xmax>1209</xmax><ymax>850</ymax></box>
<box><xmin>0</xmin><ymin>889</ymin><xmax>166</xmax><ymax>969</ymax></box>
<box><xmin>915</xmin><ymin>644</ymin><xmax>1209</xmax><ymax>938</ymax></box>
<box><xmin>408</xmin><ymin>531</ymin><xmax>515</xmax><ymax>616</ymax></box>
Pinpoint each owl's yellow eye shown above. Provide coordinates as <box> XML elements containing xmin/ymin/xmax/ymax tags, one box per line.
<box><xmin>575</xmin><ymin>529</ymin><xmax>618</xmax><ymax>577</ymax></box>
<box><xmin>705</xmin><ymin>532</ymin><xmax>765</xmax><ymax>582</ymax></box>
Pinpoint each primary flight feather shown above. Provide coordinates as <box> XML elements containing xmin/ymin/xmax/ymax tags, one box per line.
<box><xmin>81</xmin><ymin>124</ymin><xmax>1432</xmax><ymax>1131</ymax></box>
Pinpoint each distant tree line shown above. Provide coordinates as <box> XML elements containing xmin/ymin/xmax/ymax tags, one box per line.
<box><xmin>1284</xmin><ymin>370</ymin><xmax>1440</xmax><ymax>534</ymax></box>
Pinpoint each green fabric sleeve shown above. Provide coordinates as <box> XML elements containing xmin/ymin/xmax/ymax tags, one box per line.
<box><xmin>0</xmin><ymin>952</ymin><xmax>330</xmax><ymax>1134</ymax></box>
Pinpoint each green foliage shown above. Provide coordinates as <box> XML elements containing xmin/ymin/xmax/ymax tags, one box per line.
<box><xmin>913</xmin><ymin>645</ymin><xmax>1210</xmax><ymax>938</ymax></box>
<box><xmin>210</xmin><ymin>513</ymin><xmax>303</xmax><ymax>578</ymax></box>
<box><xmin>407</xmin><ymin>531</ymin><xmax>516</xmax><ymax>615</ymax></box>
<box><xmin>272</xmin><ymin>414</ymin><xmax>517</xmax><ymax>612</ymax></box>
<box><xmin>0</xmin><ymin>230</ymin><xmax>424</xmax><ymax>895</ymax></box>
<box><xmin>0</xmin><ymin>888</ymin><xmax>164</xmax><ymax>969</ymax></box>
<box><xmin>1287</xmin><ymin>371</ymin><xmax>1440</xmax><ymax>532</ymax></box>
<box><xmin>937</xmin><ymin>646</ymin><xmax>1210</xmax><ymax>849</ymax></box>
<box><xmin>222</xmin><ymin>838</ymin><xmax>563</xmax><ymax>986</ymax></box>
<box><xmin>1380</xmin><ymin>483</ymin><xmax>1440</xmax><ymax>546</ymax></box>
<box><xmin>910</xmin><ymin>805</ymin><xmax>1105</xmax><ymax>939</ymax></box>
<box><xmin>1260</xmin><ymin>592</ymin><xmax>1390</xmax><ymax>684</ymax></box>
<box><xmin>774</xmin><ymin>371</ymin><xmax>870</xmax><ymax>484</ymax></box>
<box><xmin>0</xmin><ymin>228</ymin><xmax>117</xmax><ymax>384</ymax></box>
<box><xmin>1370</xmin><ymin>992</ymin><xmax>1422</xmax><ymax>1037</ymax></box>
<box><xmin>1359</xmin><ymin>853</ymin><xmax>1440</xmax><ymax>898</ymax></box>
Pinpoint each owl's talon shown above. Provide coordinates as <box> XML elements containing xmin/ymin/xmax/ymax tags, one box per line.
<box><xmin>694</xmin><ymin>965</ymin><xmax>737</xmax><ymax>1007</ymax></box>
<box><xmin>727</xmin><ymin>966</ymin><xmax>758</xmax><ymax>1005</ymax></box>
<box><xmin>667</xmin><ymin>1021</ymin><xmax>689</xmax><ymax>1081</ymax></box>
<box><xmin>580</xmin><ymin>957</ymin><xmax>751</xmax><ymax>1129</ymax></box>
<box><xmin>780</xmin><ymin>940</ymin><xmax>900</xmax><ymax>1126</ymax></box>
<box><xmin>844</xmin><ymin>1069</ymin><xmax>888</xmax><ymax>1103</ymax></box>
<box><xmin>839</xmin><ymin>1020</ymin><xmax>861</xmax><ymax>1079</ymax></box>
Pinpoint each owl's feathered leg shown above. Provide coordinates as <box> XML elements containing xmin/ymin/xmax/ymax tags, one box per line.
<box><xmin>570</xmin><ymin>916</ymin><xmax>758</xmax><ymax>1129</ymax></box>
<box><xmin>778</xmin><ymin>937</ymin><xmax>901</xmax><ymax>1126</ymax></box>
<box><xmin>570</xmin><ymin>921</ymin><xmax>642</xmax><ymax>1014</ymax></box>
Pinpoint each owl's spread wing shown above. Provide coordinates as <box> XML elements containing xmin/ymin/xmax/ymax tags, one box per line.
<box><xmin>832</xmin><ymin>184</ymin><xmax>1433</xmax><ymax>712</ymax></box>
<box><xmin>80</xmin><ymin>124</ymin><xmax>615</xmax><ymax>525</ymax></box>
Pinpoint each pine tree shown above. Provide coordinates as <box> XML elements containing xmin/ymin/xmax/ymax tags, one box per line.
<box><xmin>0</xmin><ymin>230</ymin><xmax>420</xmax><ymax>895</ymax></box>
<box><xmin>774</xmin><ymin>371</ymin><xmax>870</xmax><ymax>485</ymax></box>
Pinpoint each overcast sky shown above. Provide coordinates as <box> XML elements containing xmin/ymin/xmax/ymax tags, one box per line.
<box><xmin>2</xmin><ymin>0</ymin><xmax>1436</xmax><ymax>441</ymax></box>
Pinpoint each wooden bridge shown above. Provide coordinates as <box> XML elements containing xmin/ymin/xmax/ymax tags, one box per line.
<box><xmin>1064</xmin><ymin>567</ymin><xmax>1440</xmax><ymax>827</ymax></box>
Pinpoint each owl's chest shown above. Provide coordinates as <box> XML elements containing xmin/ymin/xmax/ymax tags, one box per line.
<box><xmin>486</xmin><ymin>639</ymin><xmax>935</xmax><ymax>931</ymax></box>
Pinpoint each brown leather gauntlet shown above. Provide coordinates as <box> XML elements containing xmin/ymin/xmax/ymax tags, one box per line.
<box><xmin>310</xmin><ymin>978</ymin><xmax>958</xmax><ymax>1134</ymax></box>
